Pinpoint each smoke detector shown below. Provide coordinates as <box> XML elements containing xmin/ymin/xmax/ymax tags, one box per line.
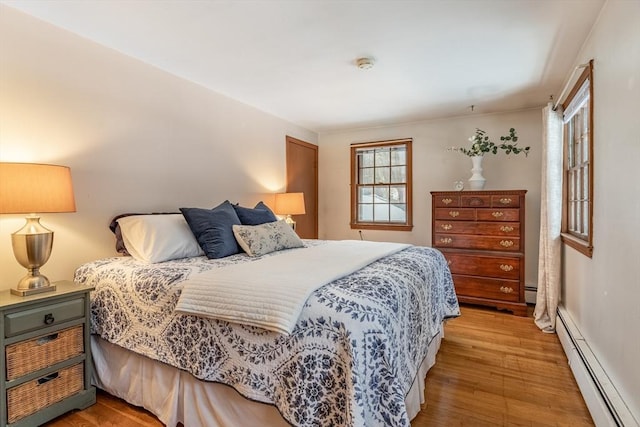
<box><xmin>356</xmin><ymin>57</ymin><xmax>375</xmax><ymax>70</ymax></box>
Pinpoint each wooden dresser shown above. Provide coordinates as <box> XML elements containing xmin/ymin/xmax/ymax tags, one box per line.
<box><xmin>431</xmin><ymin>190</ymin><xmax>527</xmax><ymax>316</ymax></box>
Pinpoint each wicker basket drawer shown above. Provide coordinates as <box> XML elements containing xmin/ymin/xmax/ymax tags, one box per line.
<box><xmin>6</xmin><ymin>326</ymin><xmax>84</xmax><ymax>381</ymax></box>
<box><xmin>6</xmin><ymin>363</ymin><xmax>84</xmax><ymax>424</ymax></box>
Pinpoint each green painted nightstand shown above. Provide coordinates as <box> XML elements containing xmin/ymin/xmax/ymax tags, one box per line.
<box><xmin>0</xmin><ymin>281</ymin><xmax>96</xmax><ymax>426</ymax></box>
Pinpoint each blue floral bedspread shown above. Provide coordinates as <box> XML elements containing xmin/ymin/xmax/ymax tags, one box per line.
<box><xmin>74</xmin><ymin>241</ymin><xmax>459</xmax><ymax>426</ymax></box>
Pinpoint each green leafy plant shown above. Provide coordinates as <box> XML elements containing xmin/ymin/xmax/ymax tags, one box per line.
<box><xmin>450</xmin><ymin>128</ymin><xmax>530</xmax><ymax>157</ymax></box>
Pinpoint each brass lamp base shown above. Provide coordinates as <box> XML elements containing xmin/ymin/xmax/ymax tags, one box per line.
<box><xmin>10</xmin><ymin>215</ymin><xmax>56</xmax><ymax>297</ymax></box>
<box><xmin>284</xmin><ymin>214</ymin><xmax>297</xmax><ymax>230</ymax></box>
<box><xmin>11</xmin><ymin>284</ymin><xmax>57</xmax><ymax>296</ymax></box>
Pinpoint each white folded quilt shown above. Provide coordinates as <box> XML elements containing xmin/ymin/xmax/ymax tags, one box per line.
<box><xmin>175</xmin><ymin>240</ymin><xmax>411</xmax><ymax>334</ymax></box>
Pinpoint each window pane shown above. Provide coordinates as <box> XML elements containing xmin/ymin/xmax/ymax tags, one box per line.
<box><xmin>375</xmin><ymin>149</ymin><xmax>390</xmax><ymax>167</ymax></box>
<box><xmin>390</xmin><ymin>185</ymin><xmax>405</xmax><ymax>203</ymax></box>
<box><xmin>374</xmin><ymin>186</ymin><xmax>389</xmax><ymax>203</ymax></box>
<box><xmin>358</xmin><ymin>203</ymin><xmax>373</xmax><ymax>222</ymax></box>
<box><xmin>390</xmin><ymin>166</ymin><xmax>406</xmax><ymax>183</ymax></box>
<box><xmin>582</xmin><ymin>201</ymin><xmax>589</xmax><ymax>236</ymax></box>
<box><xmin>358</xmin><ymin>186</ymin><xmax>373</xmax><ymax>203</ymax></box>
<box><xmin>390</xmin><ymin>147</ymin><xmax>406</xmax><ymax>165</ymax></box>
<box><xmin>360</xmin><ymin>151</ymin><xmax>374</xmax><ymax>167</ymax></box>
<box><xmin>582</xmin><ymin>165</ymin><xmax>589</xmax><ymax>200</ymax></box>
<box><xmin>360</xmin><ymin>167</ymin><xmax>374</xmax><ymax>184</ymax></box>
<box><xmin>375</xmin><ymin>167</ymin><xmax>390</xmax><ymax>184</ymax></box>
<box><xmin>374</xmin><ymin>204</ymin><xmax>390</xmax><ymax>221</ymax></box>
<box><xmin>390</xmin><ymin>204</ymin><xmax>407</xmax><ymax>222</ymax></box>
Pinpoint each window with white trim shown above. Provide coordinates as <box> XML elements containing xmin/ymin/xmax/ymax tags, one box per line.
<box><xmin>350</xmin><ymin>139</ymin><xmax>413</xmax><ymax>231</ymax></box>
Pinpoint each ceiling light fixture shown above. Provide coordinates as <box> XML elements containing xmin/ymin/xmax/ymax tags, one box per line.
<box><xmin>356</xmin><ymin>57</ymin><xmax>375</xmax><ymax>70</ymax></box>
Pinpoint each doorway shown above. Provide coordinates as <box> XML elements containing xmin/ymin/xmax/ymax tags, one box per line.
<box><xmin>285</xmin><ymin>136</ymin><xmax>318</xmax><ymax>239</ymax></box>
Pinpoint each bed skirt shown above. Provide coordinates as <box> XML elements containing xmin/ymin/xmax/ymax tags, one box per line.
<box><xmin>91</xmin><ymin>327</ymin><xmax>443</xmax><ymax>426</ymax></box>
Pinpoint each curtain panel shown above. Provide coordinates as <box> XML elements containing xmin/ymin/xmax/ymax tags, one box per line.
<box><xmin>534</xmin><ymin>103</ymin><xmax>564</xmax><ymax>332</ymax></box>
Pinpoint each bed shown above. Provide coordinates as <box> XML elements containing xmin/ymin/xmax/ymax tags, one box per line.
<box><xmin>74</xmin><ymin>208</ymin><xmax>459</xmax><ymax>426</ymax></box>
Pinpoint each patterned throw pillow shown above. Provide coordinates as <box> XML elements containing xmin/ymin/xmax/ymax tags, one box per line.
<box><xmin>233</xmin><ymin>220</ymin><xmax>303</xmax><ymax>257</ymax></box>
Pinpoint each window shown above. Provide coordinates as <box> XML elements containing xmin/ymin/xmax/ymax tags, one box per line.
<box><xmin>350</xmin><ymin>139</ymin><xmax>412</xmax><ymax>231</ymax></box>
<box><xmin>562</xmin><ymin>60</ymin><xmax>593</xmax><ymax>257</ymax></box>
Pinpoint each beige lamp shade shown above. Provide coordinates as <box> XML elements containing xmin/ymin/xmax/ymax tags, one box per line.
<box><xmin>0</xmin><ymin>162</ymin><xmax>76</xmax><ymax>296</ymax></box>
<box><xmin>0</xmin><ymin>162</ymin><xmax>76</xmax><ymax>214</ymax></box>
<box><xmin>274</xmin><ymin>192</ymin><xmax>306</xmax><ymax>215</ymax></box>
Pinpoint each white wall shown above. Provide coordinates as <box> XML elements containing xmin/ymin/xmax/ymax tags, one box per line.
<box><xmin>561</xmin><ymin>0</ymin><xmax>640</xmax><ymax>419</ymax></box>
<box><xmin>0</xmin><ymin>6</ymin><xmax>316</xmax><ymax>289</ymax></box>
<box><xmin>318</xmin><ymin>109</ymin><xmax>542</xmax><ymax>289</ymax></box>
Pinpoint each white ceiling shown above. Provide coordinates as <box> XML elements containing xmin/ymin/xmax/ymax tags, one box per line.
<box><xmin>2</xmin><ymin>0</ymin><xmax>604</xmax><ymax>133</ymax></box>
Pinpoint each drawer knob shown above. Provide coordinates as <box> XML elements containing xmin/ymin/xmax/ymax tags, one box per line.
<box><xmin>499</xmin><ymin>198</ymin><xmax>512</xmax><ymax>205</ymax></box>
<box><xmin>499</xmin><ymin>264</ymin><xmax>514</xmax><ymax>272</ymax></box>
<box><xmin>440</xmin><ymin>224</ymin><xmax>453</xmax><ymax>230</ymax></box>
<box><xmin>447</xmin><ymin>260</ymin><xmax>452</xmax><ymax>266</ymax></box>
<box><xmin>492</xmin><ymin>211</ymin><xmax>504</xmax><ymax>218</ymax></box>
<box><xmin>500</xmin><ymin>226</ymin><xmax>514</xmax><ymax>233</ymax></box>
<box><xmin>44</xmin><ymin>313</ymin><xmax>55</xmax><ymax>325</ymax></box>
<box><xmin>500</xmin><ymin>240</ymin><xmax>514</xmax><ymax>248</ymax></box>
<box><xmin>469</xmin><ymin>197</ymin><xmax>483</xmax><ymax>206</ymax></box>
<box><xmin>500</xmin><ymin>286</ymin><xmax>514</xmax><ymax>294</ymax></box>
<box><xmin>439</xmin><ymin>237</ymin><xmax>453</xmax><ymax>244</ymax></box>
<box><xmin>442</xmin><ymin>198</ymin><xmax>453</xmax><ymax>205</ymax></box>
<box><xmin>449</xmin><ymin>211</ymin><xmax>459</xmax><ymax>218</ymax></box>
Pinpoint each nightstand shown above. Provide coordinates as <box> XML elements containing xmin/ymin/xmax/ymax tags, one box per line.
<box><xmin>0</xmin><ymin>281</ymin><xmax>96</xmax><ymax>426</ymax></box>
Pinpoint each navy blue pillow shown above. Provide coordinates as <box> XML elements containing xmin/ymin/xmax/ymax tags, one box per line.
<box><xmin>180</xmin><ymin>201</ymin><xmax>241</xmax><ymax>259</ymax></box>
<box><xmin>233</xmin><ymin>201</ymin><xmax>278</xmax><ymax>225</ymax></box>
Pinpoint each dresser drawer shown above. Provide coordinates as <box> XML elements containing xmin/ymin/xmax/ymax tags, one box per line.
<box><xmin>6</xmin><ymin>363</ymin><xmax>84</xmax><ymax>424</ymax></box>
<box><xmin>435</xmin><ymin>221</ymin><xmax>520</xmax><ymax>236</ymax></box>
<box><xmin>435</xmin><ymin>234</ymin><xmax>521</xmax><ymax>251</ymax></box>
<box><xmin>4</xmin><ymin>297</ymin><xmax>85</xmax><ymax>338</ymax></box>
<box><xmin>452</xmin><ymin>275</ymin><xmax>520</xmax><ymax>302</ymax></box>
<box><xmin>444</xmin><ymin>253</ymin><xmax>520</xmax><ymax>280</ymax></box>
<box><xmin>6</xmin><ymin>326</ymin><xmax>84</xmax><ymax>380</ymax></box>
<box><xmin>491</xmin><ymin>195</ymin><xmax>520</xmax><ymax>207</ymax></box>
<box><xmin>461</xmin><ymin>195</ymin><xmax>491</xmax><ymax>207</ymax></box>
<box><xmin>476</xmin><ymin>208</ymin><xmax>520</xmax><ymax>222</ymax></box>
<box><xmin>433</xmin><ymin>195</ymin><xmax>460</xmax><ymax>207</ymax></box>
<box><xmin>434</xmin><ymin>208</ymin><xmax>475</xmax><ymax>221</ymax></box>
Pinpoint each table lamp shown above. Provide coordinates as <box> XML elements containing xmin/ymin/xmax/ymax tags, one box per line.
<box><xmin>0</xmin><ymin>162</ymin><xmax>76</xmax><ymax>296</ymax></box>
<box><xmin>274</xmin><ymin>192</ymin><xmax>305</xmax><ymax>230</ymax></box>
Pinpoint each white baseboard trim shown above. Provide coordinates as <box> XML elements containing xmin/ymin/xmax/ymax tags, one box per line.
<box><xmin>556</xmin><ymin>306</ymin><xmax>639</xmax><ymax>427</ymax></box>
<box><xmin>524</xmin><ymin>285</ymin><xmax>537</xmax><ymax>304</ymax></box>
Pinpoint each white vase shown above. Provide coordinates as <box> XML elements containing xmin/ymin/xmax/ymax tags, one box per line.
<box><xmin>468</xmin><ymin>156</ymin><xmax>486</xmax><ymax>190</ymax></box>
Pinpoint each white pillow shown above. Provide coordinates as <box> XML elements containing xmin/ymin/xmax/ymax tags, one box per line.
<box><xmin>233</xmin><ymin>220</ymin><xmax>303</xmax><ymax>257</ymax></box>
<box><xmin>117</xmin><ymin>214</ymin><xmax>204</xmax><ymax>263</ymax></box>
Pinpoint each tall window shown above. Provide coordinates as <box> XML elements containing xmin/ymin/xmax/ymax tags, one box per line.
<box><xmin>562</xmin><ymin>60</ymin><xmax>593</xmax><ymax>257</ymax></box>
<box><xmin>350</xmin><ymin>139</ymin><xmax>412</xmax><ymax>231</ymax></box>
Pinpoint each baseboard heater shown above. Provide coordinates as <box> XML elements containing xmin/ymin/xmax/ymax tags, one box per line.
<box><xmin>556</xmin><ymin>306</ymin><xmax>638</xmax><ymax>427</ymax></box>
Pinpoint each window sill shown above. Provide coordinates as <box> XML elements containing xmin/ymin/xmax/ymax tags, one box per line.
<box><xmin>561</xmin><ymin>232</ymin><xmax>593</xmax><ymax>258</ymax></box>
<box><xmin>350</xmin><ymin>223</ymin><xmax>413</xmax><ymax>232</ymax></box>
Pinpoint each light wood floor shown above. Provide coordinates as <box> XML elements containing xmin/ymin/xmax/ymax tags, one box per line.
<box><xmin>46</xmin><ymin>305</ymin><xmax>593</xmax><ymax>427</ymax></box>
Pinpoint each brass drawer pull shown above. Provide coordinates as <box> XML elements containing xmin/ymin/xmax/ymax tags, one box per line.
<box><xmin>499</xmin><ymin>198</ymin><xmax>512</xmax><ymax>205</ymax></box>
<box><xmin>440</xmin><ymin>224</ymin><xmax>453</xmax><ymax>230</ymax></box>
<box><xmin>500</xmin><ymin>226</ymin><xmax>514</xmax><ymax>233</ymax></box>
<box><xmin>500</xmin><ymin>286</ymin><xmax>514</xmax><ymax>294</ymax></box>
<box><xmin>442</xmin><ymin>198</ymin><xmax>453</xmax><ymax>205</ymax></box>
<box><xmin>447</xmin><ymin>260</ymin><xmax>452</xmax><ymax>266</ymax></box>
<box><xmin>500</xmin><ymin>240</ymin><xmax>514</xmax><ymax>248</ymax></box>
<box><xmin>439</xmin><ymin>237</ymin><xmax>453</xmax><ymax>244</ymax></box>
<box><xmin>492</xmin><ymin>211</ymin><xmax>504</xmax><ymax>218</ymax></box>
<box><xmin>449</xmin><ymin>211</ymin><xmax>459</xmax><ymax>218</ymax></box>
<box><xmin>499</xmin><ymin>264</ymin><xmax>514</xmax><ymax>272</ymax></box>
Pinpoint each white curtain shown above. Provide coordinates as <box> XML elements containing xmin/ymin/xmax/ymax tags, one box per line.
<box><xmin>534</xmin><ymin>103</ymin><xmax>564</xmax><ymax>333</ymax></box>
